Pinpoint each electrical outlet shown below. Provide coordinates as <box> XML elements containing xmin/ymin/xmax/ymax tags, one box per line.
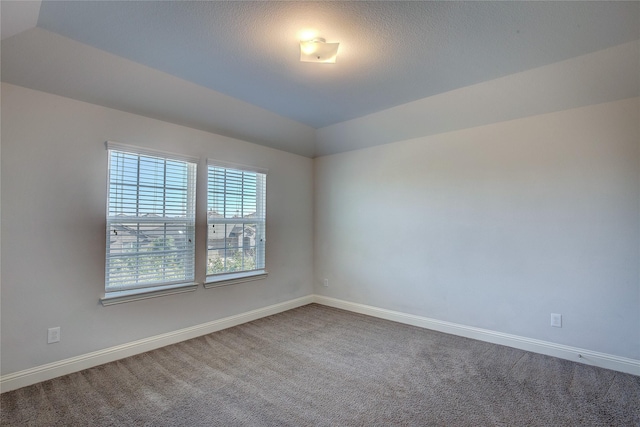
<box><xmin>48</xmin><ymin>327</ymin><xmax>61</xmax><ymax>344</ymax></box>
<box><xmin>550</xmin><ymin>313</ymin><xmax>562</xmax><ymax>328</ymax></box>
<box><xmin>323</xmin><ymin>278</ymin><xmax>329</xmax><ymax>287</ymax></box>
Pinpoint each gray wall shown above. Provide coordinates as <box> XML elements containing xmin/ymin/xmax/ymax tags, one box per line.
<box><xmin>315</xmin><ymin>97</ymin><xmax>640</xmax><ymax>360</ymax></box>
<box><xmin>2</xmin><ymin>42</ymin><xmax>639</xmax><ymax>377</ymax></box>
<box><xmin>1</xmin><ymin>83</ymin><xmax>314</xmax><ymax>375</ymax></box>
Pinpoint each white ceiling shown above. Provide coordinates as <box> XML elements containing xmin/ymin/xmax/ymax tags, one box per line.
<box><xmin>1</xmin><ymin>1</ymin><xmax>639</xmax><ymax>157</ymax></box>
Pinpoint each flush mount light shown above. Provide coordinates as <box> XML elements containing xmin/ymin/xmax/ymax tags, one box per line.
<box><xmin>300</xmin><ymin>38</ymin><xmax>339</xmax><ymax>63</ymax></box>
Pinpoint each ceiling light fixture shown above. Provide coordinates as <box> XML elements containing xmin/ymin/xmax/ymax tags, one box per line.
<box><xmin>300</xmin><ymin>38</ymin><xmax>339</xmax><ymax>63</ymax></box>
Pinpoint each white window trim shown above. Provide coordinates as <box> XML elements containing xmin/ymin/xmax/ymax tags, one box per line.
<box><xmin>207</xmin><ymin>158</ymin><xmax>268</xmax><ymax>175</ymax></box>
<box><xmin>100</xmin><ymin>282</ymin><xmax>199</xmax><ymax>306</ymax></box>
<box><xmin>203</xmin><ymin>270</ymin><xmax>268</xmax><ymax>289</ymax></box>
<box><xmin>106</xmin><ymin>141</ymin><xmax>199</xmax><ymax>164</ymax></box>
<box><xmin>205</xmin><ymin>159</ymin><xmax>267</xmax><ymax>286</ymax></box>
<box><xmin>103</xmin><ymin>141</ymin><xmax>198</xmax><ymax>303</ymax></box>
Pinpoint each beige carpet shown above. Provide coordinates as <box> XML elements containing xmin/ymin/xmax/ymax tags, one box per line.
<box><xmin>1</xmin><ymin>304</ymin><xmax>639</xmax><ymax>426</ymax></box>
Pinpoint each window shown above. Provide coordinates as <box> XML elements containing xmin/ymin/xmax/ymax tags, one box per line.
<box><xmin>103</xmin><ymin>142</ymin><xmax>197</xmax><ymax>302</ymax></box>
<box><xmin>206</xmin><ymin>161</ymin><xmax>267</xmax><ymax>287</ymax></box>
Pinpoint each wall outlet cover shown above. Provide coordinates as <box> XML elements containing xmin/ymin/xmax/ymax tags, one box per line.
<box><xmin>48</xmin><ymin>327</ymin><xmax>61</xmax><ymax>343</ymax></box>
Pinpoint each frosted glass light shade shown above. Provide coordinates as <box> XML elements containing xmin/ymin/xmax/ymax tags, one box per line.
<box><xmin>300</xmin><ymin>38</ymin><xmax>339</xmax><ymax>63</ymax></box>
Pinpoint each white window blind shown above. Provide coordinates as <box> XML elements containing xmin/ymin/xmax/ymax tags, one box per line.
<box><xmin>207</xmin><ymin>161</ymin><xmax>266</xmax><ymax>279</ymax></box>
<box><xmin>106</xmin><ymin>143</ymin><xmax>197</xmax><ymax>293</ymax></box>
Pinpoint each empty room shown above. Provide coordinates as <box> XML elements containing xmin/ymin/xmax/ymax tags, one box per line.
<box><xmin>1</xmin><ymin>1</ymin><xmax>639</xmax><ymax>425</ymax></box>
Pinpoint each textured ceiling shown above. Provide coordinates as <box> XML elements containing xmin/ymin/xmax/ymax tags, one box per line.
<box><xmin>1</xmin><ymin>1</ymin><xmax>639</xmax><ymax>157</ymax></box>
<box><xmin>32</xmin><ymin>1</ymin><xmax>640</xmax><ymax>129</ymax></box>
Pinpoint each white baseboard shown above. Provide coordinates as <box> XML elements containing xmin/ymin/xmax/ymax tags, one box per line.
<box><xmin>312</xmin><ymin>295</ymin><xmax>640</xmax><ymax>377</ymax></box>
<box><xmin>3</xmin><ymin>293</ymin><xmax>637</xmax><ymax>393</ymax></box>
<box><xmin>0</xmin><ymin>295</ymin><xmax>314</xmax><ymax>393</ymax></box>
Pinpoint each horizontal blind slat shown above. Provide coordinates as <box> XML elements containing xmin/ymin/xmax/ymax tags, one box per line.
<box><xmin>207</xmin><ymin>162</ymin><xmax>266</xmax><ymax>277</ymax></box>
<box><xmin>106</xmin><ymin>147</ymin><xmax>196</xmax><ymax>293</ymax></box>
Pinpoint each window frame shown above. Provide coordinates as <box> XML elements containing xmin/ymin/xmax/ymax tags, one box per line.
<box><xmin>101</xmin><ymin>141</ymin><xmax>199</xmax><ymax>305</ymax></box>
<box><xmin>204</xmin><ymin>159</ymin><xmax>268</xmax><ymax>288</ymax></box>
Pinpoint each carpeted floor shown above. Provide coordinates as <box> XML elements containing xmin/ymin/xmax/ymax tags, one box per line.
<box><xmin>1</xmin><ymin>304</ymin><xmax>639</xmax><ymax>426</ymax></box>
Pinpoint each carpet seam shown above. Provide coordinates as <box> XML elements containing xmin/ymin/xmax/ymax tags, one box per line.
<box><xmin>508</xmin><ymin>353</ymin><xmax>527</xmax><ymax>373</ymax></box>
<box><xmin>602</xmin><ymin>373</ymin><xmax>617</xmax><ymax>401</ymax></box>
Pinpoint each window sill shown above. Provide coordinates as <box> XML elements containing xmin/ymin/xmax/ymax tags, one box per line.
<box><xmin>100</xmin><ymin>282</ymin><xmax>199</xmax><ymax>306</ymax></box>
<box><xmin>204</xmin><ymin>270</ymin><xmax>268</xmax><ymax>289</ymax></box>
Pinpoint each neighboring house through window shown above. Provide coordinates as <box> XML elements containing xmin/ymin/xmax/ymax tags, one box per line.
<box><xmin>101</xmin><ymin>143</ymin><xmax>267</xmax><ymax>304</ymax></box>
<box><xmin>205</xmin><ymin>160</ymin><xmax>267</xmax><ymax>287</ymax></box>
<box><xmin>103</xmin><ymin>142</ymin><xmax>198</xmax><ymax>304</ymax></box>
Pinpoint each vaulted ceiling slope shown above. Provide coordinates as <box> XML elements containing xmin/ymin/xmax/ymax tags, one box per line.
<box><xmin>2</xmin><ymin>1</ymin><xmax>639</xmax><ymax>157</ymax></box>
